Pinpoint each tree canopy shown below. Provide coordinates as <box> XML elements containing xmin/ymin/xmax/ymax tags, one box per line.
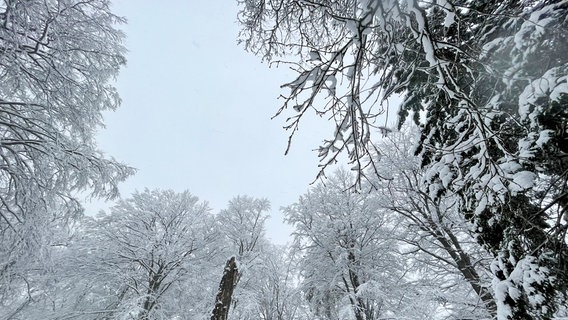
<box><xmin>0</xmin><ymin>0</ymin><xmax>133</xmax><ymax>316</ymax></box>
<box><xmin>2</xmin><ymin>0</ymin><xmax>568</xmax><ymax>319</ymax></box>
<box><xmin>237</xmin><ymin>0</ymin><xmax>568</xmax><ymax>318</ymax></box>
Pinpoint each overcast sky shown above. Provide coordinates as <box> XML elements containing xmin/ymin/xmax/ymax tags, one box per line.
<box><xmin>87</xmin><ymin>0</ymin><xmax>334</xmax><ymax>244</ymax></box>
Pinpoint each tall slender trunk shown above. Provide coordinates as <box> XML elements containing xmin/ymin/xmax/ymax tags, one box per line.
<box><xmin>433</xmin><ymin>222</ymin><xmax>497</xmax><ymax>317</ymax></box>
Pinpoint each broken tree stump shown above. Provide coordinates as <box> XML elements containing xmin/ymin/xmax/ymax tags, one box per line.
<box><xmin>210</xmin><ymin>257</ymin><xmax>239</xmax><ymax>320</ymax></box>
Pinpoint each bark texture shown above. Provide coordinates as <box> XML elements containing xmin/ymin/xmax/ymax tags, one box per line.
<box><xmin>211</xmin><ymin>257</ymin><xmax>239</xmax><ymax>320</ymax></box>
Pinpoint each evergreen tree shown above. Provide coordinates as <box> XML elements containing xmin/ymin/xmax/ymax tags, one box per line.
<box><xmin>237</xmin><ymin>0</ymin><xmax>568</xmax><ymax>317</ymax></box>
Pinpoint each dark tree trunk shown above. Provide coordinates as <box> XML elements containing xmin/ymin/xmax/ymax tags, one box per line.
<box><xmin>211</xmin><ymin>257</ymin><xmax>239</xmax><ymax>320</ymax></box>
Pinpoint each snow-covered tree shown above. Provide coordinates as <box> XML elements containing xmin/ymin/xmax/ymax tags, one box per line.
<box><xmin>99</xmin><ymin>189</ymin><xmax>219</xmax><ymax>319</ymax></box>
<box><xmin>0</xmin><ymin>0</ymin><xmax>133</xmax><ymax>316</ymax></box>
<box><xmin>217</xmin><ymin>195</ymin><xmax>271</xmax><ymax>260</ymax></box>
<box><xmin>372</xmin><ymin>126</ymin><xmax>495</xmax><ymax>319</ymax></box>
<box><xmin>252</xmin><ymin>245</ymin><xmax>307</xmax><ymax>320</ymax></box>
<box><xmin>0</xmin><ymin>215</ymin><xmax>80</xmax><ymax>319</ymax></box>
<box><xmin>213</xmin><ymin>244</ymin><xmax>307</xmax><ymax>320</ymax></box>
<box><xmin>237</xmin><ymin>1</ymin><xmax>568</xmax><ymax>317</ymax></box>
<box><xmin>284</xmin><ymin>170</ymin><xmax>438</xmax><ymax>319</ymax></box>
<box><xmin>21</xmin><ymin>189</ymin><xmax>219</xmax><ymax>320</ymax></box>
<box><xmin>215</xmin><ymin>195</ymin><xmax>275</xmax><ymax>319</ymax></box>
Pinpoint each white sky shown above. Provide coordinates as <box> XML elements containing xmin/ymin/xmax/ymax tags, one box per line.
<box><xmin>88</xmin><ymin>0</ymin><xmax>334</xmax><ymax>244</ymax></box>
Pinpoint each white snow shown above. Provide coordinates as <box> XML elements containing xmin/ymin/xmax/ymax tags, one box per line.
<box><xmin>510</xmin><ymin>171</ymin><xmax>537</xmax><ymax>192</ymax></box>
<box><xmin>437</xmin><ymin>0</ymin><xmax>455</xmax><ymax>28</ymax></box>
<box><xmin>535</xmin><ymin>130</ymin><xmax>553</xmax><ymax>148</ymax></box>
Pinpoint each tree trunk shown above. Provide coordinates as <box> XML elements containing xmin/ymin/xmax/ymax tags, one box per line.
<box><xmin>211</xmin><ymin>257</ymin><xmax>239</xmax><ymax>320</ymax></box>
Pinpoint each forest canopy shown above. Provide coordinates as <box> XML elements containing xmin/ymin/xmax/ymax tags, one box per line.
<box><xmin>237</xmin><ymin>0</ymin><xmax>568</xmax><ymax>319</ymax></box>
<box><xmin>1</xmin><ymin>0</ymin><xmax>567</xmax><ymax>319</ymax></box>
